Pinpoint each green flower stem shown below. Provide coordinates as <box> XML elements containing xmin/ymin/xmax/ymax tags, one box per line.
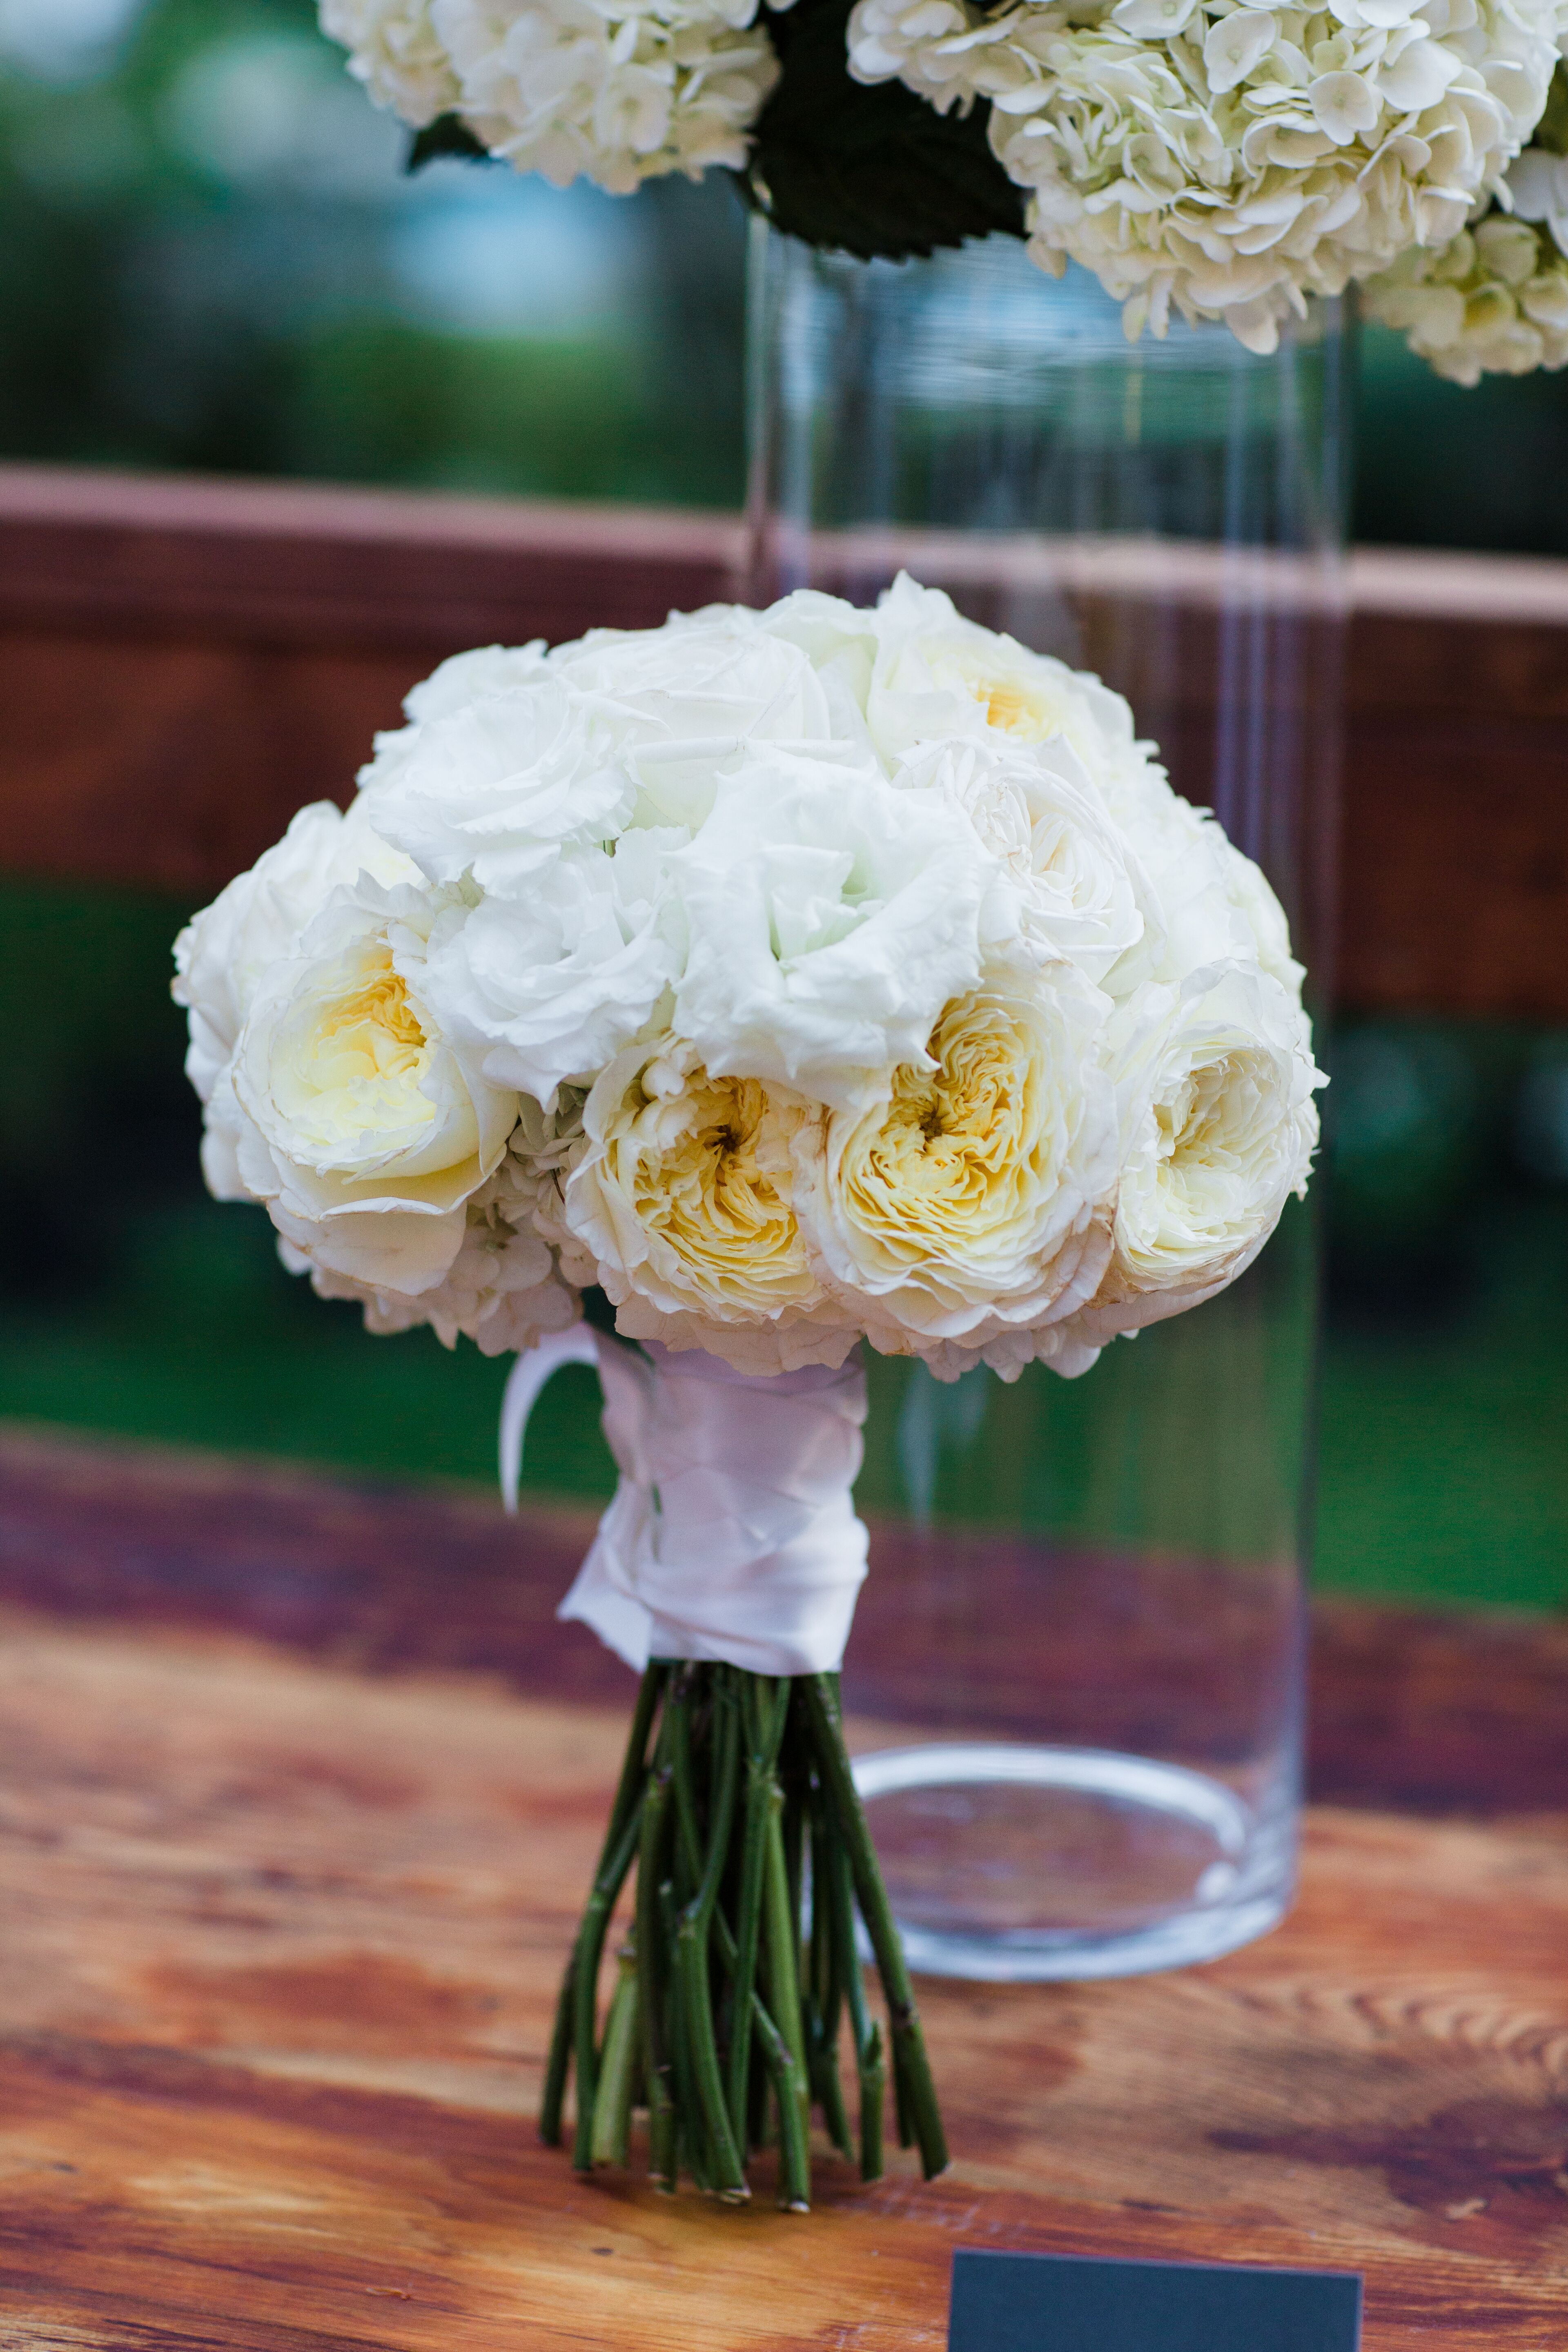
<box><xmin>589</xmin><ymin>1941</ymin><xmax>641</xmax><ymax>2169</ymax></box>
<box><xmin>726</xmin><ymin>1677</ymin><xmax>789</xmax><ymax>2146</ymax></box>
<box><xmin>807</xmin><ymin>1799</ymin><xmax>852</xmax><ymax>2160</ymax></box>
<box><xmin>748</xmin><ymin>1984</ymin><xmax>812</xmax><ymax>2213</ymax></box>
<box><xmin>800</xmin><ymin>1674</ymin><xmax>949</xmax><ymax>2183</ymax></box>
<box><xmin>860</xmin><ymin>2022</ymin><xmax>887</xmax><ymax>2181</ymax></box>
<box><xmin>826</xmin><ymin>1831</ymin><xmax>884</xmax><ymax>2180</ymax></box>
<box><xmin>543</xmin><ymin>1663</ymin><xmax>663</xmax><ymax>2151</ymax></box>
<box><xmin>548</xmin><ymin>1659</ymin><xmax>947</xmax><ymax>2207</ymax></box>
<box><xmin>668</xmin><ymin>1666</ymin><xmax>706</xmax><ymax>1890</ymax></box>
<box><xmin>894</xmin><ymin>2049</ymin><xmax>914</xmax><ymax>2152</ymax></box>
<box><xmin>761</xmin><ymin>1781</ymin><xmax>812</xmax><ymax>2196</ymax></box>
<box><xmin>568</xmin><ymin>1785</ymin><xmax>648</xmax><ymax>2175</ymax></box>
<box><xmin>676</xmin><ymin>1690</ymin><xmax>748</xmax><ymax>2200</ymax></box>
<box><xmin>660</xmin><ymin>1875</ymin><xmax>710</xmax><ymax>2194</ymax></box>
<box><xmin>539</xmin><ymin>1956</ymin><xmax>575</xmax><ymax>2150</ymax></box>
<box><xmin>637</xmin><ymin>1762</ymin><xmax>677</xmax><ymax>2192</ymax></box>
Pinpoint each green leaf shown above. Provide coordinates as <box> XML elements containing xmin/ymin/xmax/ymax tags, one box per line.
<box><xmin>405</xmin><ymin>113</ymin><xmax>494</xmax><ymax>173</ymax></box>
<box><xmin>739</xmin><ymin>0</ymin><xmax>1025</xmax><ymax>261</ymax></box>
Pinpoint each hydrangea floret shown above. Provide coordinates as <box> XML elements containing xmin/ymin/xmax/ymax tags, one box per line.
<box><xmin>846</xmin><ymin>0</ymin><xmax>1567</xmax><ymax>351</ymax></box>
<box><xmin>1364</xmin><ymin>56</ymin><xmax>1568</xmax><ymax>376</ymax></box>
<box><xmin>321</xmin><ymin>0</ymin><xmax>1568</xmax><ymax>371</ymax></box>
<box><xmin>323</xmin><ymin>0</ymin><xmax>780</xmax><ymax>192</ymax></box>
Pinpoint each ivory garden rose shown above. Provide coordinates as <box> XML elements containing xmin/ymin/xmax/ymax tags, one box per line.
<box><xmin>175</xmin><ymin>577</ymin><xmax>1323</xmax><ymax>1382</ymax></box>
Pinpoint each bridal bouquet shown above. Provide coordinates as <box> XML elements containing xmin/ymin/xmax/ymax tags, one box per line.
<box><xmin>321</xmin><ymin>0</ymin><xmax>1568</xmax><ymax>372</ymax></box>
<box><xmin>174</xmin><ymin>577</ymin><xmax>1322</xmax><ymax>2205</ymax></box>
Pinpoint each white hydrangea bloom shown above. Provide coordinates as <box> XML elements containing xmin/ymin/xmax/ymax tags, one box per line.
<box><xmin>1363</xmin><ymin>211</ymin><xmax>1568</xmax><ymax>381</ymax></box>
<box><xmin>435</xmin><ymin>0</ymin><xmax>778</xmax><ymax>193</ymax></box>
<box><xmin>847</xmin><ymin>0</ymin><xmax>1566</xmax><ymax>351</ymax></box>
<box><xmin>319</xmin><ymin>0</ymin><xmax>460</xmax><ymax>125</ymax></box>
<box><xmin>320</xmin><ymin>0</ymin><xmax>778</xmax><ymax>192</ymax></box>
<box><xmin>1509</xmin><ymin>140</ymin><xmax>1568</xmax><ymax>254</ymax></box>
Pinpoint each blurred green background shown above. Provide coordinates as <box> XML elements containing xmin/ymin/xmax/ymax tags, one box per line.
<box><xmin>3</xmin><ymin>0</ymin><xmax>1567</xmax><ymax>1612</ymax></box>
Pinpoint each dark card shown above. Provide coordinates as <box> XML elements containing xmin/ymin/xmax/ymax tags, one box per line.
<box><xmin>949</xmin><ymin>2248</ymin><xmax>1362</xmax><ymax>2352</ymax></box>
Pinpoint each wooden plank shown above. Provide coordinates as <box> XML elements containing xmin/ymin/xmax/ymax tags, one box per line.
<box><xmin>0</xmin><ymin>1592</ymin><xmax>1566</xmax><ymax>2350</ymax></box>
<box><xmin>0</xmin><ymin>463</ymin><xmax>743</xmax><ymax>651</ymax></box>
<box><xmin>4</xmin><ymin>1423</ymin><xmax>1568</xmax><ymax>1821</ymax></box>
<box><xmin>3</xmin><ymin>464</ymin><xmax>1568</xmax><ymax>1014</ymax></box>
<box><xmin>0</xmin><ymin>467</ymin><xmax>742</xmax><ymax>904</ymax></box>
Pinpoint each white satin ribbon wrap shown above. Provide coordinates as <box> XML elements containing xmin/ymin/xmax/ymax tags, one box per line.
<box><xmin>501</xmin><ymin>1328</ymin><xmax>869</xmax><ymax>1677</ymax></box>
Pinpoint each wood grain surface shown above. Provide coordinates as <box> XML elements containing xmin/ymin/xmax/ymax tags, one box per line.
<box><xmin>5</xmin><ymin>1423</ymin><xmax>1568</xmax><ymax>1820</ymax></box>
<box><xmin>2</xmin><ymin>1606</ymin><xmax>1568</xmax><ymax>2349</ymax></box>
<box><xmin>4</xmin><ymin>464</ymin><xmax>1568</xmax><ymax>1018</ymax></box>
<box><xmin>2</xmin><ymin>1423</ymin><xmax>1568</xmax><ymax>2348</ymax></box>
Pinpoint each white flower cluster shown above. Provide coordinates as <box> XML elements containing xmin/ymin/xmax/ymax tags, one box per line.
<box><xmin>847</xmin><ymin>0</ymin><xmax>1567</xmax><ymax>352</ymax></box>
<box><xmin>175</xmin><ymin>579</ymin><xmax>1323</xmax><ymax>1383</ymax></box>
<box><xmin>1363</xmin><ymin>208</ymin><xmax>1568</xmax><ymax>376</ymax></box>
<box><xmin>1364</xmin><ymin>134</ymin><xmax>1568</xmax><ymax>377</ymax></box>
<box><xmin>319</xmin><ymin>0</ymin><xmax>779</xmax><ymax>194</ymax></box>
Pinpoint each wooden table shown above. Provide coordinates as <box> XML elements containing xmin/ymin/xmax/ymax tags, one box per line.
<box><xmin>2</xmin><ymin>1424</ymin><xmax>1567</xmax><ymax>2350</ymax></box>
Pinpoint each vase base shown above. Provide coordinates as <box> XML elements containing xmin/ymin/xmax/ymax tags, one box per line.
<box><xmin>851</xmin><ymin>1742</ymin><xmax>1293</xmax><ymax>1984</ymax></box>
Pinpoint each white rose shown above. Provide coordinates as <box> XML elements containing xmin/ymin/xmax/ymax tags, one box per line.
<box><xmin>894</xmin><ymin>733</ymin><xmax>1152</xmax><ymax>985</ymax></box>
<box><xmin>404</xmin><ymin>640</ymin><xmax>552</xmax><ymax>724</ymax></box>
<box><xmin>172</xmin><ymin>797</ymin><xmax>418</xmax><ymax>1104</ymax></box>
<box><xmin>361</xmin><ymin>618</ymin><xmax>836</xmax><ymax>886</ymax></box>
<box><xmin>360</xmin><ymin>678</ymin><xmax>637</xmax><ymax>894</ymax></box>
<box><xmin>1107</xmin><ymin>777</ymin><xmax>1276</xmax><ymax>994</ymax></box>
<box><xmin>763</xmin><ymin>575</ymin><xmax>1156</xmax><ymax>796</ymax></box>
<box><xmin>792</xmin><ymin>964</ymin><xmax>1117</xmax><ymax>1366</ymax></box>
<box><xmin>290</xmin><ymin>1123</ymin><xmax>581</xmax><ymax>1355</ymax></box>
<box><xmin>419</xmin><ymin>834</ymin><xmax>679</xmax><ymax>1111</ymax></box>
<box><xmin>354</xmin><ymin>641</ymin><xmax>552</xmax><ymax>800</ymax></box>
<box><xmin>1217</xmin><ymin>838</ymin><xmax>1306</xmax><ymax>997</ymax></box>
<box><xmin>225</xmin><ymin>881</ymin><xmax>519</xmax><ymax>1295</ymax></box>
<box><xmin>560</xmin><ymin>1031</ymin><xmax>860</xmax><ymax>1372</ymax></box>
<box><xmin>866</xmin><ymin>575</ymin><xmax>1149</xmax><ymax>780</ymax></box>
<box><xmin>671</xmin><ymin>743</ymin><xmax>992</xmax><ymax>1111</ymax></box>
<box><xmin>1066</xmin><ymin>960</ymin><xmax>1323</xmax><ymax>1346</ymax></box>
<box><xmin>548</xmin><ymin>612</ymin><xmax>839</xmax><ymax>833</ymax></box>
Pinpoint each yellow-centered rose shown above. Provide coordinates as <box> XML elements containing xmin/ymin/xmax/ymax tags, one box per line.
<box><xmin>224</xmin><ymin>884</ymin><xmax>517</xmax><ymax>1296</ymax></box>
<box><xmin>562</xmin><ymin>1034</ymin><xmax>855</xmax><ymax>1369</ymax></box>
<box><xmin>1062</xmin><ymin>963</ymin><xmax>1323</xmax><ymax>1351</ymax></box>
<box><xmin>795</xmin><ymin>967</ymin><xmax>1116</xmax><ymax>1360</ymax></box>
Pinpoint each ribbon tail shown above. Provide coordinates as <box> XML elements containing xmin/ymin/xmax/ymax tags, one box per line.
<box><xmin>555</xmin><ymin>1335</ymin><xmax>659</xmax><ymax>1669</ymax></box>
<box><xmin>557</xmin><ymin>1488</ymin><xmax>657</xmax><ymax>1673</ymax></box>
<box><xmin>498</xmin><ymin>1323</ymin><xmax>602</xmax><ymax>1515</ymax></box>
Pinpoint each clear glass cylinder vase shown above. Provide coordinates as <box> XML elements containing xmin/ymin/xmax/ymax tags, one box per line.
<box><xmin>746</xmin><ymin>223</ymin><xmax>1347</xmax><ymax>1982</ymax></box>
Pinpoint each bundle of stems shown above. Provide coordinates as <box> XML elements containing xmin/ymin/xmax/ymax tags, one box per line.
<box><xmin>540</xmin><ymin>1662</ymin><xmax>948</xmax><ymax>2209</ymax></box>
